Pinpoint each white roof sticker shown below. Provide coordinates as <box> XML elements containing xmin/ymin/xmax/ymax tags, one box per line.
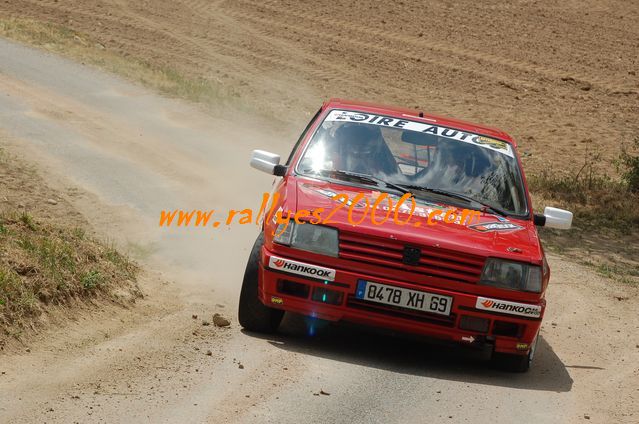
<box><xmin>325</xmin><ymin>109</ymin><xmax>514</xmax><ymax>157</ymax></box>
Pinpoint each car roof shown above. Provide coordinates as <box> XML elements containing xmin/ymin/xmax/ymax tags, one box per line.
<box><xmin>323</xmin><ymin>98</ymin><xmax>517</xmax><ymax>147</ymax></box>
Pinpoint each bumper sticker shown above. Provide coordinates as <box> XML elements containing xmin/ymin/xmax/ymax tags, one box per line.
<box><xmin>476</xmin><ymin>296</ymin><xmax>541</xmax><ymax>318</ymax></box>
<box><xmin>268</xmin><ymin>256</ymin><xmax>336</xmax><ymax>281</ymax></box>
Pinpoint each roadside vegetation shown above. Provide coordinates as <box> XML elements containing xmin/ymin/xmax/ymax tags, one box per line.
<box><xmin>0</xmin><ymin>146</ymin><xmax>140</xmax><ymax>345</ymax></box>
<box><xmin>0</xmin><ymin>212</ymin><xmax>139</xmax><ymax>333</ymax></box>
<box><xmin>529</xmin><ymin>137</ymin><xmax>639</xmax><ymax>285</ymax></box>
<box><xmin>530</xmin><ymin>137</ymin><xmax>639</xmax><ymax>231</ymax></box>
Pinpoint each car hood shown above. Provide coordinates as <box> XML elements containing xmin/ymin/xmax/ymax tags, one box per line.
<box><xmin>294</xmin><ymin>177</ymin><xmax>541</xmax><ymax>263</ymax></box>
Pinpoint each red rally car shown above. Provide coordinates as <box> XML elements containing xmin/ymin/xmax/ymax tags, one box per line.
<box><xmin>239</xmin><ymin>99</ymin><xmax>572</xmax><ymax>372</ymax></box>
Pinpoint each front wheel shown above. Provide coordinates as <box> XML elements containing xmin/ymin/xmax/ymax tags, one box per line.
<box><xmin>238</xmin><ymin>233</ymin><xmax>284</xmax><ymax>333</ymax></box>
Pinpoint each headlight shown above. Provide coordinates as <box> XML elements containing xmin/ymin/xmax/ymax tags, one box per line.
<box><xmin>479</xmin><ymin>259</ymin><xmax>542</xmax><ymax>293</ymax></box>
<box><xmin>272</xmin><ymin>221</ymin><xmax>295</xmax><ymax>245</ymax></box>
<box><xmin>273</xmin><ymin>222</ymin><xmax>339</xmax><ymax>257</ymax></box>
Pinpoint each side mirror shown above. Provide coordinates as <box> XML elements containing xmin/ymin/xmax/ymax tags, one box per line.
<box><xmin>250</xmin><ymin>150</ymin><xmax>287</xmax><ymax>176</ymax></box>
<box><xmin>535</xmin><ymin>206</ymin><xmax>573</xmax><ymax>229</ymax></box>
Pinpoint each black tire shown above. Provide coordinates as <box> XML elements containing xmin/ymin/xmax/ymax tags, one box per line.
<box><xmin>492</xmin><ymin>352</ymin><xmax>530</xmax><ymax>373</ymax></box>
<box><xmin>491</xmin><ymin>333</ymin><xmax>538</xmax><ymax>373</ymax></box>
<box><xmin>238</xmin><ymin>233</ymin><xmax>284</xmax><ymax>333</ymax></box>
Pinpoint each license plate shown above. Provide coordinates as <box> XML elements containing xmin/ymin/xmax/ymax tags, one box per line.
<box><xmin>355</xmin><ymin>280</ymin><xmax>453</xmax><ymax>316</ymax></box>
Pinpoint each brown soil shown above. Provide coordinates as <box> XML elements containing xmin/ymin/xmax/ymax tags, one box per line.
<box><xmin>1</xmin><ymin>0</ymin><xmax>637</xmax><ymax>175</ymax></box>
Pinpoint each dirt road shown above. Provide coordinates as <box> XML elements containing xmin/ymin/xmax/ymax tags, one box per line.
<box><xmin>0</xmin><ymin>38</ymin><xmax>637</xmax><ymax>423</ymax></box>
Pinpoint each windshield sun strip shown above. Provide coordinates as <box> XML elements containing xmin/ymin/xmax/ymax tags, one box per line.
<box><xmin>293</xmin><ymin>108</ymin><xmax>530</xmax><ymax>217</ymax></box>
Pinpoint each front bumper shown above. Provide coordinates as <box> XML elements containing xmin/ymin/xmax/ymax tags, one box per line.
<box><xmin>259</xmin><ymin>247</ymin><xmax>544</xmax><ymax>355</ymax></box>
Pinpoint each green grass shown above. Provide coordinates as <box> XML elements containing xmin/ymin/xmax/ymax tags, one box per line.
<box><xmin>19</xmin><ymin>212</ymin><xmax>37</xmax><ymax>231</ymax></box>
<box><xmin>0</xmin><ymin>211</ymin><xmax>139</xmax><ymax>329</ymax></box>
<box><xmin>81</xmin><ymin>270</ymin><xmax>104</xmax><ymax>290</ymax></box>
<box><xmin>577</xmin><ymin>260</ymin><xmax>639</xmax><ymax>286</ymax></box>
<box><xmin>72</xmin><ymin>227</ymin><xmax>86</xmax><ymax>240</ymax></box>
<box><xmin>530</xmin><ymin>145</ymin><xmax>639</xmax><ymax>286</ymax></box>
<box><xmin>530</xmin><ymin>173</ymin><xmax>639</xmax><ymax>231</ymax></box>
<box><xmin>618</xmin><ymin>137</ymin><xmax>639</xmax><ymax>193</ymax></box>
<box><xmin>529</xmin><ymin>145</ymin><xmax>639</xmax><ymax>232</ymax></box>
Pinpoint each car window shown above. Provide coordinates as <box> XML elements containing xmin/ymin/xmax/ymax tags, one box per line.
<box><xmin>286</xmin><ymin>107</ymin><xmax>323</xmax><ymax>165</ymax></box>
<box><xmin>296</xmin><ymin>109</ymin><xmax>528</xmax><ymax>216</ymax></box>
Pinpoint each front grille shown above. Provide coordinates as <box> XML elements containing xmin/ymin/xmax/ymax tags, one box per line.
<box><xmin>339</xmin><ymin>232</ymin><xmax>485</xmax><ymax>284</ymax></box>
<box><xmin>347</xmin><ymin>296</ymin><xmax>457</xmax><ymax>327</ymax></box>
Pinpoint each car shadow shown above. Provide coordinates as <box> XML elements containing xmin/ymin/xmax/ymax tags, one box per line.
<box><xmin>242</xmin><ymin>313</ymin><xmax>573</xmax><ymax>393</ymax></box>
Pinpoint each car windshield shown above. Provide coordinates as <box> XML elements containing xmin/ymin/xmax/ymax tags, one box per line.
<box><xmin>296</xmin><ymin>109</ymin><xmax>529</xmax><ymax>216</ymax></box>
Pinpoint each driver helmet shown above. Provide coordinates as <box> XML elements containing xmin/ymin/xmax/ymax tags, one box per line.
<box><xmin>334</xmin><ymin>123</ymin><xmax>381</xmax><ymax>156</ymax></box>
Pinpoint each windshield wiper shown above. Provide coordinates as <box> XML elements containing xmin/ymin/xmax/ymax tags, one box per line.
<box><xmin>395</xmin><ymin>185</ymin><xmax>510</xmax><ymax>217</ymax></box>
<box><xmin>317</xmin><ymin>170</ymin><xmax>412</xmax><ymax>195</ymax></box>
<box><xmin>310</xmin><ymin>171</ymin><xmax>509</xmax><ymax>216</ymax></box>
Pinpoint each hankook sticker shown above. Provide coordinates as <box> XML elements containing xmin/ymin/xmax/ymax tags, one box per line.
<box><xmin>476</xmin><ymin>297</ymin><xmax>542</xmax><ymax>318</ymax></box>
<box><xmin>269</xmin><ymin>256</ymin><xmax>336</xmax><ymax>281</ymax></box>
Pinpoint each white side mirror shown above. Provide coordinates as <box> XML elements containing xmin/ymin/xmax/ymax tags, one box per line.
<box><xmin>543</xmin><ymin>206</ymin><xmax>572</xmax><ymax>229</ymax></box>
<box><xmin>250</xmin><ymin>150</ymin><xmax>283</xmax><ymax>175</ymax></box>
